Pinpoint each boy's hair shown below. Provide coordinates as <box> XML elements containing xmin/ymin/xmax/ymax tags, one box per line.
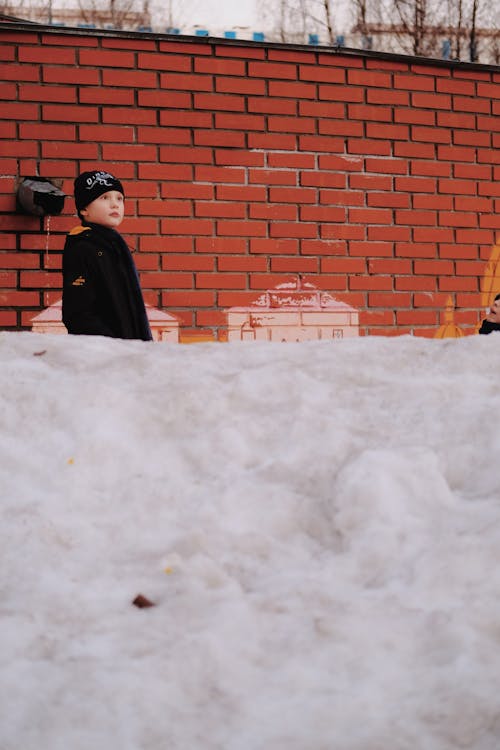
<box><xmin>74</xmin><ymin>170</ymin><xmax>124</xmax><ymax>217</ymax></box>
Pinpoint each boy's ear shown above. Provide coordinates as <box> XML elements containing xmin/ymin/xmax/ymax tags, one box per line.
<box><xmin>80</xmin><ymin>207</ymin><xmax>88</xmax><ymax>217</ymax></box>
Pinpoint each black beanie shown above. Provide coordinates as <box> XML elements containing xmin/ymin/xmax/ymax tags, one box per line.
<box><xmin>74</xmin><ymin>170</ymin><xmax>124</xmax><ymax>214</ymax></box>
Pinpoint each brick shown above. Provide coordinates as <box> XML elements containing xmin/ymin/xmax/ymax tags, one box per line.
<box><xmin>215</xmin><ymin>148</ymin><xmax>263</xmax><ymax>168</ymax></box>
<box><xmin>0</xmin><ymin>311</ymin><xmax>17</xmax><ymax>326</ymax></box>
<box><xmin>20</xmin><ymin>271</ymin><xmax>61</xmax><ymax>288</ymax></box>
<box><xmin>250</xmin><ymin>238</ymin><xmax>298</xmax><ymax>254</ymax></box>
<box><xmin>1</xmin><ymin>63</ymin><xmax>39</xmax><ymax>82</ymax></box>
<box><xmin>396</xmin><ymin>209</ymin><xmax>436</xmax><ymax>225</ymax></box>
<box><xmin>439</xmin><ymin>179</ymin><xmax>476</xmax><ymax>195</ymax></box>
<box><xmin>395</xmin><ymin>108</ymin><xmax>435</xmax><ymax>126</ymax></box>
<box><xmin>437</xmin><ymin>111</ymin><xmax>476</xmax><ymax>129</ymax></box>
<box><xmin>269</xmin><ymin>80</ymin><xmax>316</xmax><ymax>99</ymax></box>
<box><xmin>348</xmin><ymin>139</ymin><xmax>392</xmax><ymax>156</ymax></box>
<box><xmin>350</xmin><ymin>241</ymin><xmax>393</xmax><ymax>257</ymax></box>
<box><xmin>217</xmin><ymin>220</ymin><xmax>266</xmax><ymax>236</ymax></box>
<box><xmin>140</xmin><ymin>199</ymin><xmax>191</xmax><ymax>217</ymax></box>
<box><xmin>217</xmin><ymin>77</ymin><xmax>267</xmax><ymax>96</ymax></box>
<box><xmin>248</xmin><ymin>61</ymin><xmax>297</xmax><ymax>79</ymax></box>
<box><xmin>478</xmin><ymin>148</ymin><xmax>500</xmax><ymax>165</ymax></box>
<box><xmin>396</xmin><ymin>310</ymin><xmax>438</xmax><ymax>325</ymax></box>
<box><xmin>268</xmin><ymin>49</ymin><xmax>316</xmax><ymax>64</ymax></box>
<box><xmin>44</xmin><ymin>67</ymin><xmax>100</xmax><ymax>85</ymax></box>
<box><xmin>413</xmin><ymin>227</ymin><xmax>454</xmax><ymax>242</ymax></box>
<box><xmin>18</xmin><ymin>84</ymin><xmax>73</xmax><ymax>103</ymax></box>
<box><xmin>139</xmin><ymin>127</ymin><xmax>190</xmax><ymax>145</ymax></box>
<box><xmin>299</xmin><ymin>101</ymin><xmax>345</xmax><ymax>118</ymax></box>
<box><xmin>269</xmin><ymin>187</ymin><xmax>316</xmax><ymax>204</ymax></box>
<box><xmin>269</xmin><ymin>153</ymin><xmax>315</xmax><ymax>169</ymax></box>
<box><xmin>78</xmin><ymin>123</ymin><xmax>134</xmax><ymax>142</ymax></box>
<box><xmin>394</xmin><ymin>74</ymin><xmax>435</xmax><ymax>91</ymax></box>
<box><xmin>437</xmin><ymin>78</ymin><xmax>475</xmax><ymax>95</ymax></box>
<box><xmin>438</xmin><ymin>212</ymin><xmax>477</xmax><ymax>227</ymax></box>
<box><xmin>19</xmin><ymin>123</ymin><xmax>76</xmax><ymax>141</ymax></box>
<box><xmin>299</xmin><ymin>65</ymin><xmax>345</xmax><ymax>83</ymax></box>
<box><xmin>348</xmin><ymin>70</ymin><xmax>392</xmax><ymax>88</ymax></box>
<box><xmin>395</xmin><ymin>176</ymin><xmax>436</xmax><ymax>192</ymax></box>
<box><xmin>412</xmin><ymin>92</ymin><xmax>451</xmax><ymax>110</ymax></box>
<box><xmin>218</xmin><ymin>256</ymin><xmax>267</xmax><ymax>272</ymax></box>
<box><xmin>216</xmin><ymin>185</ymin><xmax>266</xmax><ymax>201</ymax></box>
<box><xmin>320</xmin><ymin>189</ymin><xmax>364</xmax><ymax>205</ymax></box>
<box><xmin>301</xmin><ymin>206</ymin><xmax>346</xmax><ymax>222</ymax></box>
<box><xmin>394</xmin><ymin>142</ymin><xmax>436</xmax><ymax>159</ymax></box>
<box><xmin>368</xmin><ymin>292</ymin><xmax>411</xmax><ymax>307</ymax></box>
<box><xmin>454</xmin><ymin>131</ymin><xmax>491</xmax><ymax>147</ymax></box>
<box><xmin>250</xmin><ymin>205</ymin><xmax>297</xmax><ymax>220</ymax></box>
<box><xmin>455</xmin><ymin>260</ymin><xmax>487</xmax><ymax>276</ymax></box>
<box><xmin>350</xmin><ymin>208</ymin><xmax>392</xmax><ymax>224</ymax></box>
<box><xmin>368</xmin><ymin>193</ymin><xmax>410</xmax><ymax>208</ymax></box>
<box><xmin>139</xmin><ymin>91</ymin><xmax>191</xmax><ymax>109</ymax></box>
<box><xmin>476</xmin><ymin>82</ymin><xmax>500</xmax><ymax>99</ymax></box>
<box><xmin>271</xmin><ymin>257</ymin><xmax>319</xmax><ymax>273</ymax></box>
<box><xmin>215</xmin><ymin>112</ymin><xmax>265</xmax><ymax>130</ymax></box>
<box><xmin>368</xmin><ymin>226</ymin><xmax>411</xmax><ymax>241</ymax></box>
<box><xmin>477</xmin><ymin>115</ymin><xmax>500</xmax><ymax>132</ymax></box>
<box><xmin>1</xmin><ymin>102</ymin><xmax>39</xmax><ymax>120</ymax></box>
<box><xmin>300</xmin><ymin>135</ymin><xmax>344</xmax><ymax>152</ymax></box>
<box><xmin>195</xmin><ymin>166</ymin><xmax>245</xmax><ymax>183</ymax></box>
<box><xmin>195</xmin><ymin>58</ymin><xmax>246</xmax><ymax>75</ymax></box>
<box><xmin>318</xmin><ymin>154</ymin><xmax>363</xmax><ymax>171</ymax></box>
<box><xmin>368</xmin><ymin>258</ymin><xmax>411</xmax><ymax>274</ymax></box>
<box><xmin>196</xmin><ymin>237</ymin><xmax>248</xmax><ymax>254</ymax></box>
<box><xmin>302</xmin><ymin>239</ymin><xmax>346</xmax><ymax>255</ymax></box>
<box><xmin>320</xmin><ymin>84</ymin><xmax>364</xmax><ymax>102</ymax></box>
<box><xmin>248</xmin><ymin>133</ymin><xmax>297</xmax><ymax>150</ymax></box>
<box><xmin>104</xmin><ymin>69</ymin><xmax>157</xmax><ymax>88</ymax></box>
<box><xmin>165</xmin><ymin>290</ymin><xmax>216</xmax><ymax>307</ymax></box>
<box><xmin>195</xmin><ymin>202</ymin><xmax>246</xmax><ymax>219</ymax></box>
<box><xmin>0</xmin><ymin>290</ymin><xmax>40</xmax><ymax>306</ymax></box>
<box><xmin>322</xmin><ymin>257</ymin><xmax>366</xmax><ymax>273</ymax></box>
<box><xmin>159</xmin><ymin>146</ymin><xmax>212</xmax><ymax>164</ymax></box>
<box><xmin>438</xmin><ymin>277</ymin><xmax>478</xmax><ymax>292</ymax></box>
<box><xmin>42</xmin><ymin>104</ymin><xmax>99</xmax><ymax>123</ymax></box>
<box><xmin>453</xmin><ymin>95</ymin><xmax>491</xmax><ymax>114</ymax></box>
<box><xmin>0</xmin><ymin>83</ymin><xmax>17</xmax><ymax>101</ymax></box>
<box><xmin>413</xmin><ymin>195</ymin><xmax>453</xmax><ymax>210</ymax></box>
<box><xmin>414</xmin><ymin>259</ymin><xmax>454</xmax><ymax>275</ymax></box>
<box><xmin>320</xmin><ymin>119</ymin><xmax>363</xmax><ymax>137</ymax></box>
<box><xmin>301</xmin><ymin>173</ymin><xmax>346</xmax><ymax>188</ymax></box>
<box><xmin>42</xmin><ymin>142</ymin><xmax>98</xmax><ymax>159</ymax></box>
<box><xmin>249</xmin><ymin>98</ymin><xmax>297</xmax><ymax>115</ymax></box>
<box><xmin>411</xmin><ymin>160</ymin><xmax>451</xmax><ymax>177</ymax></box>
<box><xmin>412</xmin><ymin>126</ymin><xmax>451</xmax><ymax>144</ymax></box>
<box><xmin>79</xmin><ymin>49</ymin><xmax>135</xmax><ymax>68</ymax></box>
<box><xmin>161</xmin><ymin>218</ymin><xmax>213</xmax><ymax>235</ymax></box>
<box><xmin>160</xmin><ymin>40</ymin><xmax>212</xmax><ymax>56</ymax></box>
<box><xmin>139</xmin><ymin>52</ymin><xmax>192</xmax><ymax>72</ymax></box>
<box><xmin>395</xmin><ymin>276</ymin><xmax>436</xmax><ymax>291</ymax></box>
<box><xmin>143</xmin><ymin>272</ymin><xmax>193</xmax><ymax>288</ymax></box>
<box><xmin>196</xmin><ymin>272</ymin><xmax>246</xmax><ymax>289</ymax></box>
<box><xmin>349</xmin><ymin>174</ymin><xmax>392</xmax><ymax>190</ymax></box>
<box><xmin>437</xmin><ymin>145</ymin><xmax>475</xmax><ymax>162</ymax></box>
<box><xmin>195</xmin><ymin>130</ymin><xmax>245</xmax><ymax>148</ymax></box>
<box><xmin>249</xmin><ymin>169</ymin><xmax>296</xmax><ymax>185</ymax></box>
<box><xmin>194</xmin><ymin>92</ymin><xmax>245</xmax><ymax>112</ymax></box>
<box><xmin>367</xmin><ymin>89</ymin><xmax>409</xmax><ymax>106</ymax></box>
<box><xmin>348</xmin><ymin>103</ymin><xmax>392</xmax><ymax>122</ymax></box>
<box><xmin>20</xmin><ymin>46</ymin><xmax>76</xmax><ymax>64</ymax></box>
<box><xmin>160</xmin><ymin>110</ymin><xmax>212</xmax><ymax>128</ymax></box>
<box><xmin>370</xmin><ymin>123</ymin><xmax>411</xmax><ymax>141</ymax></box>
<box><xmin>270</xmin><ymin>222</ymin><xmax>317</xmax><ymax>238</ymax></box>
<box><xmin>350</xmin><ymin>275</ymin><xmax>393</xmax><ymax>291</ymax></box>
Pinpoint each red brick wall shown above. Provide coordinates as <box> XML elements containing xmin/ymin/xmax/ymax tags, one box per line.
<box><xmin>1</xmin><ymin>23</ymin><xmax>499</xmax><ymax>338</ymax></box>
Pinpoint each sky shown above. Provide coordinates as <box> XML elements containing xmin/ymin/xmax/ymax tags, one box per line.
<box><xmin>2</xmin><ymin>330</ymin><xmax>500</xmax><ymax>749</ymax></box>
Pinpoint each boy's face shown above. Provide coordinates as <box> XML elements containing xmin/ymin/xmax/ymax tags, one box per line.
<box><xmin>80</xmin><ymin>190</ymin><xmax>124</xmax><ymax>229</ymax></box>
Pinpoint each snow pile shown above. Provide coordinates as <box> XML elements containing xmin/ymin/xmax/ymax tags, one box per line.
<box><xmin>1</xmin><ymin>331</ymin><xmax>500</xmax><ymax>750</ymax></box>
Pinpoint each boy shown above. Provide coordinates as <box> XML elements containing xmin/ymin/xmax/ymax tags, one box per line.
<box><xmin>62</xmin><ymin>169</ymin><xmax>152</xmax><ymax>341</ymax></box>
<box><xmin>479</xmin><ymin>293</ymin><xmax>500</xmax><ymax>335</ymax></box>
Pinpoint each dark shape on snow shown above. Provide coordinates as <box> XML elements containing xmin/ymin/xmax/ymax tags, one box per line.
<box><xmin>132</xmin><ymin>594</ymin><xmax>155</xmax><ymax>609</ymax></box>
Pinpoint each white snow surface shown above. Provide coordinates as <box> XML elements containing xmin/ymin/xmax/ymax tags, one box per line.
<box><xmin>1</xmin><ymin>331</ymin><xmax>500</xmax><ymax>750</ymax></box>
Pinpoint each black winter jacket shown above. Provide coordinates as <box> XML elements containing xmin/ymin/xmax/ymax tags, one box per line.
<box><xmin>479</xmin><ymin>320</ymin><xmax>500</xmax><ymax>335</ymax></box>
<box><xmin>62</xmin><ymin>222</ymin><xmax>152</xmax><ymax>341</ymax></box>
